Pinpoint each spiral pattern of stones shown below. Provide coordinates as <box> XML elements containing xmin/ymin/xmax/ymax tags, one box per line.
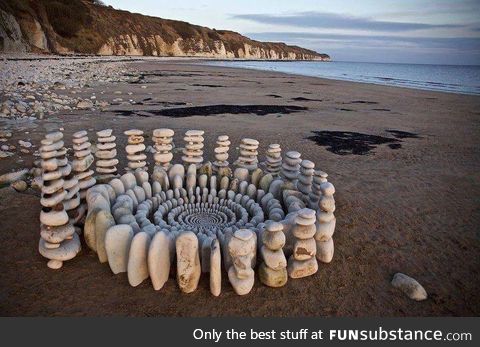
<box><xmin>39</xmin><ymin>128</ymin><xmax>337</xmax><ymax>294</ymax></box>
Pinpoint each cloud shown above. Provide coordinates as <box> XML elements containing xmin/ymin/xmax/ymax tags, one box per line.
<box><xmin>244</xmin><ymin>32</ymin><xmax>480</xmax><ymax>64</ymax></box>
<box><xmin>246</xmin><ymin>32</ymin><xmax>480</xmax><ymax>51</ymax></box>
<box><xmin>233</xmin><ymin>11</ymin><xmax>463</xmax><ymax>32</ymax></box>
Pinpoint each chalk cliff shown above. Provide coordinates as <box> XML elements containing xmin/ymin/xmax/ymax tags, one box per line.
<box><xmin>0</xmin><ymin>0</ymin><xmax>330</xmax><ymax>60</ymax></box>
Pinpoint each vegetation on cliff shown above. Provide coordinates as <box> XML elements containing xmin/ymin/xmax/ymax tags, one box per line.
<box><xmin>0</xmin><ymin>0</ymin><xmax>330</xmax><ymax>60</ymax></box>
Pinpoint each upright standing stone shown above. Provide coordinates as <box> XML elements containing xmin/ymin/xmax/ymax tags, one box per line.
<box><xmin>259</xmin><ymin>221</ymin><xmax>287</xmax><ymax>287</ymax></box>
<box><xmin>124</xmin><ymin>129</ymin><xmax>146</xmax><ymax>171</ymax></box>
<box><xmin>265</xmin><ymin>144</ymin><xmax>282</xmax><ymax>177</ymax></box>
<box><xmin>288</xmin><ymin>208</ymin><xmax>318</xmax><ymax>278</ymax></box>
<box><xmin>153</xmin><ymin>128</ymin><xmax>174</xmax><ymax>170</ymax></box>
<box><xmin>176</xmin><ymin>231</ymin><xmax>201</xmax><ymax>293</ymax></box>
<box><xmin>182</xmin><ymin>130</ymin><xmax>204</xmax><ymax>167</ymax></box>
<box><xmin>39</xmin><ymin>131</ymin><xmax>81</xmax><ymax>269</ymax></box>
<box><xmin>235</xmin><ymin>138</ymin><xmax>259</xmax><ymax>171</ymax></box>
<box><xmin>210</xmin><ymin>238</ymin><xmax>222</xmax><ymax>296</ymax></box>
<box><xmin>213</xmin><ymin>135</ymin><xmax>230</xmax><ymax>173</ymax></box>
<box><xmin>95</xmin><ymin>129</ymin><xmax>118</xmax><ymax>182</ymax></box>
<box><xmin>228</xmin><ymin>229</ymin><xmax>256</xmax><ymax>295</ymax></box>
<box><xmin>315</xmin><ymin>182</ymin><xmax>336</xmax><ymax>263</ymax></box>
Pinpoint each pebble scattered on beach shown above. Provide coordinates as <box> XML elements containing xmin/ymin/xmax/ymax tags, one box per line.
<box><xmin>0</xmin><ymin>56</ymin><xmax>139</xmax><ymax>120</ymax></box>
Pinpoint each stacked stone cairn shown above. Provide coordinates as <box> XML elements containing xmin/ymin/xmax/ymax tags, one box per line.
<box><xmin>308</xmin><ymin>170</ymin><xmax>328</xmax><ymax>209</ymax></box>
<box><xmin>182</xmin><ymin>130</ymin><xmax>204</xmax><ymax>167</ymax></box>
<box><xmin>40</xmin><ymin>127</ymin><xmax>341</xmax><ymax>294</ymax></box>
<box><xmin>315</xmin><ymin>182</ymin><xmax>336</xmax><ymax>263</ymax></box>
<box><xmin>228</xmin><ymin>229</ymin><xmax>256</xmax><ymax>295</ymax></box>
<box><xmin>72</xmin><ymin>130</ymin><xmax>96</xmax><ymax>201</ymax></box>
<box><xmin>288</xmin><ymin>208</ymin><xmax>318</xmax><ymax>278</ymax></box>
<box><xmin>235</xmin><ymin>138</ymin><xmax>259</xmax><ymax>171</ymax></box>
<box><xmin>213</xmin><ymin>135</ymin><xmax>230</xmax><ymax>173</ymax></box>
<box><xmin>281</xmin><ymin>151</ymin><xmax>302</xmax><ymax>182</ymax></box>
<box><xmin>95</xmin><ymin>129</ymin><xmax>119</xmax><ymax>182</ymax></box>
<box><xmin>39</xmin><ymin>131</ymin><xmax>81</xmax><ymax>269</ymax></box>
<box><xmin>124</xmin><ymin>129</ymin><xmax>146</xmax><ymax>171</ymax></box>
<box><xmin>264</xmin><ymin>144</ymin><xmax>282</xmax><ymax>177</ymax></box>
<box><xmin>152</xmin><ymin>128</ymin><xmax>174</xmax><ymax>170</ymax></box>
<box><xmin>297</xmin><ymin>160</ymin><xmax>315</xmax><ymax>198</ymax></box>
<box><xmin>259</xmin><ymin>221</ymin><xmax>287</xmax><ymax>287</ymax></box>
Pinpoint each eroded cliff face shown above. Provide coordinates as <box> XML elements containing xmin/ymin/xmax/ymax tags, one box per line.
<box><xmin>0</xmin><ymin>0</ymin><xmax>330</xmax><ymax>61</ymax></box>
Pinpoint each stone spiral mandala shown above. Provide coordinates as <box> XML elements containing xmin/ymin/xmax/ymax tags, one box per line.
<box><xmin>38</xmin><ymin>128</ymin><xmax>337</xmax><ymax>296</ymax></box>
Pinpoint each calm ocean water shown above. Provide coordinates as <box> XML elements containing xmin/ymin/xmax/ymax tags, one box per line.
<box><xmin>203</xmin><ymin>60</ymin><xmax>480</xmax><ymax>95</ymax></box>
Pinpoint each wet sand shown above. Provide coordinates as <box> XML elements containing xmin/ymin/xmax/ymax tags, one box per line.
<box><xmin>1</xmin><ymin>60</ymin><xmax>479</xmax><ymax>316</ymax></box>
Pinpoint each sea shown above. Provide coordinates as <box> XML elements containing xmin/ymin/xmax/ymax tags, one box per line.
<box><xmin>203</xmin><ymin>60</ymin><xmax>480</xmax><ymax>95</ymax></box>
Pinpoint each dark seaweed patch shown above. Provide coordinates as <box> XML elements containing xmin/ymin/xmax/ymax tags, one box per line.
<box><xmin>115</xmin><ymin>105</ymin><xmax>307</xmax><ymax>118</ymax></box>
<box><xmin>347</xmin><ymin>100</ymin><xmax>379</xmax><ymax>105</ymax></box>
<box><xmin>191</xmin><ymin>84</ymin><xmax>224</xmax><ymax>88</ymax></box>
<box><xmin>292</xmin><ymin>97</ymin><xmax>323</xmax><ymax>102</ymax></box>
<box><xmin>266</xmin><ymin>94</ymin><xmax>282</xmax><ymax>98</ymax></box>
<box><xmin>386</xmin><ymin>130</ymin><xmax>420</xmax><ymax>139</ymax></box>
<box><xmin>336</xmin><ymin>108</ymin><xmax>356</xmax><ymax>112</ymax></box>
<box><xmin>306</xmin><ymin>131</ymin><xmax>401</xmax><ymax>155</ymax></box>
<box><xmin>372</xmin><ymin>108</ymin><xmax>391</xmax><ymax>112</ymax></box>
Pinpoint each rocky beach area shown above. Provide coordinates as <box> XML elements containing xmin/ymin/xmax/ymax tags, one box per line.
<box><xmin>0</xmin><ymin>55</ymin><xmax>479</xmax><ymax>316</ymax></box>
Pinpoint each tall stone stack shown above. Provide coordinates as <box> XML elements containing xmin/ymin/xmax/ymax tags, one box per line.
<box><xmin>182</xmin><ymin>130</ymin><xmax>204</xmax><ymax>167</ymax></box>
<box><xmin>95</xmin><ymin>129</ymin><xmax>118</xmax><ymax>182</ymax></box>
<box><xmin>315</xmin><ymin>182</ymin><xmax>336</xmax><ymax>263</ymax></box>
<box><xmin>124</xmin><ymin>129</ymin><xmax>146</xmax><ymax>171</ymax></box>
<box><xmin>39</xmin><ymin>131</ymin><xmax>81</xmax><ymax>269</ymax></box>
<box><xmin>281</xmin><ymin>151</ymin><xmax>301</xmax><ymax>182</ymax></box>
<box><xmin>235</xmin><ymin>138</ymin><xmax>259</xmax><ymax>171</ymax></box>
<box><xmin>265</xmin><ymin>144</ymin><xmax>282</xmax><ymax>177</ymax></box>
<box><xmin>297</xmin><ymin>160</ymin><xmax>315</xmax><ymax>197</ymax></box>
<box><xmin>72</xmin><ymin>130</ymin><xmax>95</xmax><ymax>200</ymax></box>
<box><xmin>308</xmin><ymin>170</ymin><xmax>328</xmax><ymax>209</ymax></box>
<box><xmin>287</xmin><ymin>208</ymin><xmax>318</xmax><ymax>278</ymax></box>
<box><xmin>213</xmin><ymin>135</ymin><xmax>230</xmax><ymax>172</ymax></box>
<box><xmin>228</xmin><ymin>229</ymin><xmax>256</xmax><ymax>295</ymax></box>
<box><xmin>152</xmin><ymin>128</ymin><xmax>174</xmax><ymax>170</ymax></box>
<box><xmin>259</xmin><ymin>222</ymin><xmax>287</xmax><ymax>287</ymax></box>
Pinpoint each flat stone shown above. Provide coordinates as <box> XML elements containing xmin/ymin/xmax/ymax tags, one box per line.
<box><xmin>261</xmin><ymin>246</ymin><xmax>287</xmax><ymax>270</ymax></box>
<box><xmin>287</xmin><ymin>257</ymin><xmax>318</xmax><ymax>278</ymax></box>
<box><xmin>127</xmin><ymin>232</ymin><xmax>151</xmax><ymax>287</ymax></box>
<box><xmin>148</xmin><ymin>231</ymin><xmax>171</xmax><ymax>290</ymax></box>
<box><xmin>105</xmin><ymin>224</ymin><xmax>134</xmax><ymax>274</ymax></box>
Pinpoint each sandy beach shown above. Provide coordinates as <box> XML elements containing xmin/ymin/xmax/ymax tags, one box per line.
<box><xmin>0</xmin><ymin>59</ymin><xmax>479</xmax><ymax>316</ymax></box>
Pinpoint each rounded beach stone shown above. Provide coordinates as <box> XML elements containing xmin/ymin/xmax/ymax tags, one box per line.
<box><xmin>293</xmin><ymin>237</ymin><xmax>317</xmax><ymax>260</ymax></box>
<box><xmin>148</xmin><ymin>231</ymin><xmax>171</xmax><ymax>291</ymax></box>
<box><xmin>228</xmin><ymin>266</ymin><xmax>254</xmax><ymax>295</ymax></box>
<box><xmin>210</xmin><ymin>238</ymin><xmax>222</xmax><ymax>297</ymax></box>
<box><xmin>95</xmin><ymin>210</ymin><xmax>116</xmax><ymax>263</ymax></box>
<box><xmin>316</xmin><ymin>238</ymin><xmax>334</xmax><ymax>263</ymax></box>
<box><xmin>40</xmin><ymin>223</ymin><xmax>75</xmax><ymax>243</ymax></box>
<box><xmin>47</xmin><ymin>259</ymin><xmax>63</xmax><ymax>269</ymax></box>
<box><xmin>391</xmin><ymin>273</ymin><xmax>428</xmax><ymax>301</ymax></box>
<box><xmin>259</xmin><ymin>262</ymin><xmax>287</xmax><ymax>288</ymax></box>
<box><xmin>124</xmin><ymin>129</ymin><xmax>143</xmax><ymax>136</ymax></box>
<box><xmin>40</xmin><ymin>208</ymin><xmax>69</xmax><ymax>226</ymax></box>
<box><xmin>176</xmin><ymin>231</ymin><xmax>201</xmax><ymax>293</ymax></box>
<box><xmin>261</xmin><ymin>246</ymin><xmax>287</xmax><ymax>270</ymax></box>
<box><xmin>39</xmin><ymin>232</ymin><xmax>81</xmax><ymax>261</ymax></box>
<box><xmin>105</xmin><ymin>224</ymin><xmax>134</xmax><ymax>274</ymax></box>
<box><xmin>262</xmin><ymin>229</ymin><xmax>286</xmax><ymax>250</ymax></box>
<box><xmin>314</xmin><ymin>217</ymin><xmax>336</xmax><ymax>241</ymax></box>
<box><xmin>127</xmin><ymin>232</ymin><xmax>151</xmax><ymax>287</ymax></box>
<box><xmin>97</xmin><ymin>129</ymin><xmax>113</xmax><ymax>137</ymax></box>
<box><xmin>153</xmin><ymin>128</ymin><xmax>174</xmax><ymax>137</ymax></box>
<box><xmin>292</xmin><ymin>223</ymin><xmax>316</xmax><ymax>239</ymax></box>
<box><xmin>287</xmin><ymin>257</ymin><xmax>318</xmax><ymax>278</ymax></box>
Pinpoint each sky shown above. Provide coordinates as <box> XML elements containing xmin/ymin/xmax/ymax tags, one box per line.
<box><xmin>103</xmin><ymin>0</ymin><xmax>480</xmax><ymax>65</ymax></box>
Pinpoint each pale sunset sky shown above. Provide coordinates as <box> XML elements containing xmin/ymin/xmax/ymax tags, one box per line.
<box><xmin>104</xmin><ymin>0</ymin><xmax>480</xmax><ymax>65</ymax></box>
